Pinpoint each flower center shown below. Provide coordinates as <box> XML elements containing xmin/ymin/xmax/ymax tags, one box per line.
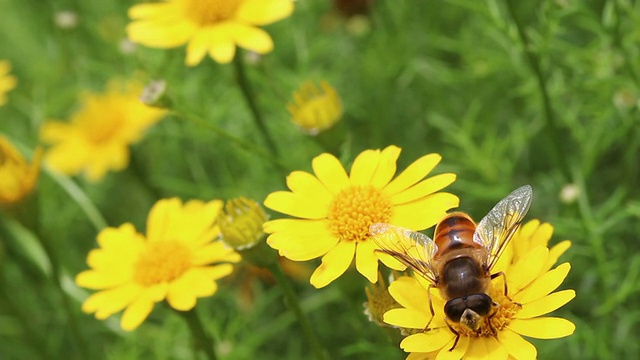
<box><xmin>133</xmin><ymin>241</ymin><xmax>192</xmax><ymax>286</ymax></box>
<box><xmin>83</xmin><ymin>113</ymin><xmax>124</xmax><ymax>145</ymax></box>
<box><xmin>185</xmin><ymin>0</ymin><xmax>242</xmax><ymax>25</ymax></box>
<box><xmin>451</xmin><ymin>283</ymin><xmax>520</xmax><ymax>337</ymax></box>
<box><xmin>327</xmin><ymin>185</ymin><xmax>392</xmax><ymax>242</ymax></box>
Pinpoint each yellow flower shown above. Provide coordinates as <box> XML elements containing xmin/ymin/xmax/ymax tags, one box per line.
<box><xmin>76</xmin><ymin>198</ymin><xmax>241</xmax><ymax>331</ymax></box>
<box><xmin>263</xmin><ymin>145</ymin><xmax>459</xmax><ymax>288</ymax></box>
<box><xmin>0</xmin><ymin>60</ymin><xmax>17</xmax><ymax>106</ymax></box>
<box><xmin>40</xmin><ymin>80</ymin><xmax>166</xmax><ymax>182</ymax></box>
<box><xmin>384</xmin><ymin>220</ymin><xmax>575</xmax><ymax>360</ymax></box>
<box><xmin>0</xmin><ymin>137</ymin><xmax>42</xmax><ymax>205</ymax></box>
<box><xmin>287</xmin><ymin>81</ymin><xmax>343</xmax><ymax>135</ymax></box>
<box><xmin>126</xmin><ymin>0</ymin><xmax>294</xmax><ymax>66</ymax></box>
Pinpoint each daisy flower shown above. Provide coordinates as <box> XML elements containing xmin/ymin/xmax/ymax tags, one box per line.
<box><xmin>0</xmin><ymin>136</ymin><xmax>42</xmax><ymax>205</ymax></box>
<box><xmin>126</xmin><ymin>0</ymin><xmax>294</xmax><ymax>66</ymax></box>
<box><xmin>287</xmin><ymin>80</ymin><xmax>343</xmax><ymax>135</ymax></box>
<box><xmin>384</xmin><ymin>220</ymin><xmax>575</xmax><ymax>359</ymax></box>
<box><xmin>40</xmin><ymin>80</ymin><xmax>166</xmax><ymax>182</ymax></box>
<box><xmin>263</xmin><ymin>145</ymin><xmax>459</xmax><ymax>288</ymax></box>
<box><xmin>76</xmin><ymin>198</ymin><xmax>241</xmax><ymax>331</ymax></box>
<box><xmin>0</xmin><ymin>60</ymin><xmax>17</xmax><ymax>106</ymax></box>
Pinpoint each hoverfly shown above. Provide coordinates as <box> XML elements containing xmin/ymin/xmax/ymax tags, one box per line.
<box><xmin>370</xmin><ymin>185</ymin><xmax>532</xmax><ymax>348</ymax></box>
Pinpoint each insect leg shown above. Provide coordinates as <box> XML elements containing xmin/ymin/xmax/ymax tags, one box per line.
<box><xmin>490</xmin><ymin>271</ymin><xmax>521</xmax><ymax>306</ymax></box>
<box><xmin>423</xmin><ymin>284</ymin><xmax>436</xmax><ymax>331</ymax></box>
<box><xmin>445</xmin><ymin>321</ymin><xmax>460</xmax><ymax>351</ymax></box>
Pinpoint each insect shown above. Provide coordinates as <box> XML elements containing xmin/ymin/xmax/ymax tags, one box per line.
<box><xmin>370</xmin><ymin>185</ymin><xmax>533</xmax><ymax>348</ymax></box>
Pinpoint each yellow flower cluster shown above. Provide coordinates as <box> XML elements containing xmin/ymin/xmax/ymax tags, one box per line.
<box><xmin>0</xmin><ymin>137</ymin><xmax>41</xmax><ymax>205</ymax></box>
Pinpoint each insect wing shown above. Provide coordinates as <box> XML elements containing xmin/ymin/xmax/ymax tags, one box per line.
<box><xmin>370</xmin><ymin>223</ymin><xmax>439</xmax><ymax>284</ymax></box>
<box><xmin>473</xmin><ymin>185</ymin><xmax>533</xmax><ymax>271</ymax></box>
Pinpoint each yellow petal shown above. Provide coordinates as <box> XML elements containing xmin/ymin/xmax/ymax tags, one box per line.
<box><xmin>545</xmin><ymin>240</ymin><xmax>571</xmax><ymax>271</ymax></box>
<box><xmin>530</xmin><ymin>222</ymin><xmax>553</xmax><ymax>248</ymax></box>
<box><xmin>263</xmin><ymin>191</ymin><xmax>328</xmax><ymax>219</ymax></box>
<box><xmin>230</xmin><ymin>23</ymin><xmax>274</xmax><ymax>54</ymax></box>
<box><xmin>264</xmin><ymin>219</ymin><xmax>338</xmax><ymax>261</ymax></box>
<box><xmin>383</xmin><ymin>308</ymin><xmax>430</xmax><ymax>329</ymax></box>
<box><xmin>76</xmin><ymin>268</ymin><xmax>131</xmax><ymax>290</ymax></box>
<box><xmin>436</xmin><ymin>335</ymin><xmax>469</xmax><ymax>360</ymax></box>
<box><xmin>390</xmin><ymin>173</ymin><xmax>457</xmax><ymax>205</ymax></box>
<box><xmin>192</xmin><ymin>242</ymin><xmax>241</xmax><ymax>265</ymax></box>
<box><xmin>508</xmin><ymin>317</ymin><xmax>575</xmax><ymax>339</ymax></box>
<box><xmin>126</xmin><ymin>19</ymin><xmax>196</xmax><ymax>48</ymax></box>
<box><xmin>236</xmin><ymin>0</ymin><xmax>294</xmax><ymax>25</ymax></box>
<box><xmin>285</xmin><ymin>171</ymin><xmax>332</xmax><ymax>208</ymax></box>
<box><xmin>349</xmin><ymin>148</ymin><xmax>381</xmax><ymax>186</ymax></box>
<box><xmin>91</xmin><ymin>284</ymin><xmax>141</xmax><ymax>320</ymax></box>
<box><xmin>514</xmin><ymin>263</ymin><xmax>571</xmax><ymax>304</ymax></box>
<box><xmin>166</xmin><ymin>268</ymin><xmax>218</xmax><ymax>311</ymax></box>
<box><xmin>400</xmin><ymin>331</ymin><xmax>455</xmax><ymax>353</ymax></box>
<box><xmin>309</xmin><ymin>240</ymin><xmax>355</xmax><ymax>288</ymax></box>
<box><xmin>121</xmin><ymin>297</ymin><xmax>155</xmax><ymax>331</ymax></box>
<box><xmin>369</xmin><ymin>145</ymin><xmax>401</xmax><ymax>188</ymax></box>
<box><xmin>185</xmin><ymin>26</ymin><xmax>235</xmax><ymax>65</ymax></box>
<box><xmin>355</xmin><ymin>240</ymin><xmax>379</xmax><ymax>283</ymax></box>
<box><xmin>507</xmin><ymin>246</ymin><xmax>548</xmax><ymax>292</ymax></box>
<box><xmin>464</xmin><ymin>336</ymin><xmax>508</xmax><ymax>360</ymax></box>
<box><xmin>81</xmin><ymin>284</ymin><xmax>141</xmax><ymax>315</ymax></box>
<box><xmin>497</xmin><ymin>328</ymin><xmax>537</xmax><ymax>360</ymax></box>
<box><xmin>516</xmin><ymin>289</ymin><xmax>575</xmax><ymax>319</ymax></box>
<box><xmin>147</xmin><ymin>198</ymin><xmax>222</xmax><ymax>245</ymax></box>
<box><xmin>377</xmin><ymin>251</ymin><xmax>407</xmax><ymax>271</ymax></box>
<box><xmin>383</xmin><ymin>153</ymin><xmax>442</xmax><ymax>196</ymax></box>
<box><xmin>312</xmin><ymin>153</ymin><xmax>350</xmax><ymax>193</ymax></box>
<box><xmin>390</xmin><ymin>193</ymin><xmax>459</xmax><ymax>230</ymax></box>
<box><xmin>407</xmin><ymin>353</ymin><xmax>435</xmax><ymax>360</ymax></box>
<box><xmin>388</xmin><ymin>276</ymin><xmax>429</xmax><ymax>311</ymax></box>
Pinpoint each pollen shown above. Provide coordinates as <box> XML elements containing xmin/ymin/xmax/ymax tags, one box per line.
<box><xmin>133</xmin><ymin>241</ymin><xmax>192</xmax><ymax>286</ymax></box>
<box><xmin>185</xmin><ymin>0</ymin><xmax>242</xmax><ymax>25</ymax></box>
<box><xmin>327</xmin><ymin>185</ymin><xmax>392</xmax><ymax>243</ymax></box>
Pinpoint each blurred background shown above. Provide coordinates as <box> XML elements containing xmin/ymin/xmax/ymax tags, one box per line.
<box><xmin>0</xmin><ymin>0</ymin><xmax>639</xmax><ymax>359</ymax></box>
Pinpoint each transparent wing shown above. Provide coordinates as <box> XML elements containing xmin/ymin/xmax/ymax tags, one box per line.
<box><xmin>473</xmin><ymin>185</ymin><xmax>533</xmax><ymax>271</ymax></box>
<box><xmin>370</xmin><ymin>223</ymin><xmax>439</xmax><ymax>284</ymax></box>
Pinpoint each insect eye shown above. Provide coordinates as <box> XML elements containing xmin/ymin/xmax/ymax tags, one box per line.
<box><xmin>465</xmin><ymin>294</ymin><xmax>493</xmax><ymax>316</ymax></box>
<box><xmin>444</xmin><ymin>298</ymin><xmax>466</xmax><ymax>322</ymax></box>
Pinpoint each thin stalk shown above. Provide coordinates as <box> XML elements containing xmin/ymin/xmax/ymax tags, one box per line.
<box><xmin>503</xmin><ymin>0</ymin><xmax>572</xmax><ymax>182</ymax></box>
<box><xmin>28</xmin><ymin>194</ymin><xmax>90</xmax><ymax>360</ymax></box>
<box><xmin>170</xmin><ymin>109</ymin><xmax>289</xmax><ymax>175</ymax></box>
<box><xmin>232</xmin><ymin>53</ymin><xmax>280</xmax><ymax>157</ymax></box>
<box><xmin>267</xmin><ymin>262</ymin><xmax>330</xmax><ymax>360</ymax></box>
<box><xmin>175</xmin><ymin>308</ymin><xmax>218</xmax><ymax>360</ymax></box>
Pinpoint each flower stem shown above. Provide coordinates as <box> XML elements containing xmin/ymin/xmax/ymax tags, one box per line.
<box><xmin>170</xmin><ymin>108</ymin><xmax>290</xmax><ymax>175</ymax></box>
<box><xmin>232</xmin><ymin>53</ymin><xmax>280</xmax><ymax>157</ymax></box>
<box><xmin>22</xmin><ymin>194</ymin><xmax>90</xmax><ymax>360</ymax></box>
<box><xmin>267</xmin><ymin>261</ymin><xmax>330</xmax><ymax>360</ymax></box>
<box><xmin>503</xmin><ymin>0</ymin><xmax>572</xmax><ymax>182</ymax></box>
<box><xmin>175</xmin><ymin>308</ymin><xmax>218</xmax><ymax>360</ymax></box>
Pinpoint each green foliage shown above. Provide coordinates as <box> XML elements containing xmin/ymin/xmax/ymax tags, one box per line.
<box><xmin>1</xmin><ymin>0</ymin><xmax>639</xmax><ymax>359</ymax></box>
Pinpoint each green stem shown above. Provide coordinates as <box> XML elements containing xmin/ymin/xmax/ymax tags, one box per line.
<box><xmin>267</xmin><ymin>262</ymin><xmax>329</xmax><ymax>360</ymax></box>
<box><xmin>232</xmin><ymin>53</ymin><xmax>280</xmax><ymax>157</ymax></box>
<box><xmin>503</xmin><ymin>0</ymin><xmax>572</xmax><ymax>182</ymax></box>
<box><xmin>170</xmin><ymin>109</ymin><xmax>289</xmax><ymax>175</ymax></box>
<box><xmin>175</xmin><ymin>308</ymin><xmax>218</xmax><ymax>360</ymax></box>
<box><xmin>26</xmin><ymin>194</ymin><xmax>90</xmax><ymax>360</ymax></box>
<box><xmin>609</xmin><ymin>0</ymin><xmax>639</xmax><ymax>85</ymax></box>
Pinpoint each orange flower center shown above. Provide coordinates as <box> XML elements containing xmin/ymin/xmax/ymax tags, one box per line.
<box><xmin>327</xmin><ymin>185</ymin><xmax>392</xmax><ymax>242</ymax></box>
<box><xmin>133</xmin><ymin>241</ymin><xmax>192</xmax><ymax>286</ymax></box>
<box><xmin>84</xmin><ymin>116</ymin><xmax>124</xmax><ymax>145</ymax></box>
<box><xmin>185</xmin><ymin>0</ymin><xmax>243</xmax><ymax>25</ymax></box>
